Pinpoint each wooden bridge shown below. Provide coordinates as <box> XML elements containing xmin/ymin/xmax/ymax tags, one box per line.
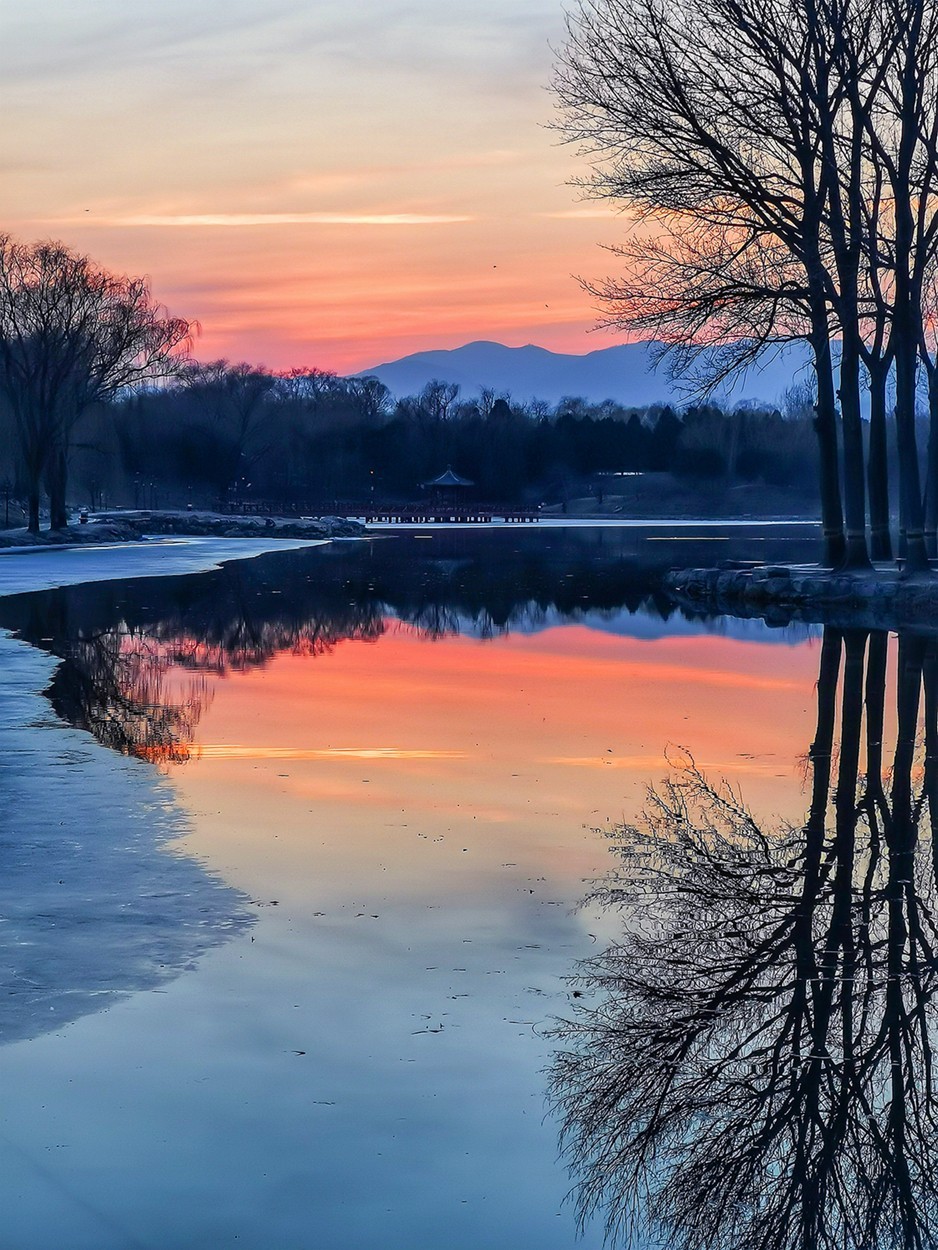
<box><xmin>357</xmin><ymin>505</ymin><xmax>540</xmax><ymax>524</ymax></box>
<box><xmin>216</xmin><ymin>500</ymin><xmax>541</xmax><ymax>524</ymax></box>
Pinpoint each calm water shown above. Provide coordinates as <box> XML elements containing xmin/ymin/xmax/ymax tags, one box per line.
<box><xmin>2</xmin><ymin>525</ymin><xmax>931</xmax><ymax>1249</ymax></box>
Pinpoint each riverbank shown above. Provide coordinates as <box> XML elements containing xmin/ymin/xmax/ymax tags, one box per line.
<box><xmin>541</xmin><ymin>475</ymin><xmax>819</xmax><ymax>521</ymax></box>
<box><xmin>0</xmin><ymin>511</ymin><xmax>365</xmax><ymax>549</ymax></box>
<box><xmin>665</xmin><ymin>562</ymin><xmax>938</xmax><ymax>631</ymax></box>
<box><xmin>101</xmin><ymin>510</ymin><xmax>364</xmax><ymax>539</ymax></box>
<box><xmin>0</xmin><ymin>520</ymin><xmax>143</xmax><ymax>547</ymax></box>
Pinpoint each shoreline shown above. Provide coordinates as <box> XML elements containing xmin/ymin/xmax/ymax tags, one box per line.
<box><xmin>0</xmin><ymin>512</ymin><xmax>817</xmax><ymax>550</ymax></box>
<box><xmin>0</xmin><ymin>629</ymin><xmax>252</xmax><ymax>1049</ymax></box>
<box><xmin>0</xmin><ymin>511</ymin><xmax>365</xmax><ymax>549</ymax></box>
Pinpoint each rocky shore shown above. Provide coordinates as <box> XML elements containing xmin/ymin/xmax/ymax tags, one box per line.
<box><xmin>665</xmin><ymin>561</ymin><xmax>938</xmax><ymax>631</ymax></box>
<box><xmin>104</xmin><ymin>510</ymin><xmax>365</xmax><ymax>540</ymax></box>
<box><xmin>0</xmin><ymin>511</ymin><xmax>366</xmax><ymax>549</ymax></box>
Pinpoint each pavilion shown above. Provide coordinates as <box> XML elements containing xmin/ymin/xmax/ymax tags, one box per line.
<box><xmin>421</xmin><ymin>467</ymin><xmax>475</xmax><ymax>506</ymax></box>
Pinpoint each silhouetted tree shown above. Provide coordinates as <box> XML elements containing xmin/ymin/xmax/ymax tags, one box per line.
<box><xmin>182</xmin><ymin>360</ymin><xmax>277</xmax><ymax>503</ymax></box>
<box><xmin>555</xmin><ymin>0</ymin><xmax>938</xmax><ymax>572</ymax></box>
<box><xmin>0</xmin><ymin>235</ymin><xmax>193</xmax><ymax>531</ymax></box>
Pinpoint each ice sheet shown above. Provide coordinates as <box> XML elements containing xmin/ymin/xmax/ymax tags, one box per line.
<box><xmin>0</xmin><ymin>535</ymin><xmax>327</xmax><ymax>598</ymax></box>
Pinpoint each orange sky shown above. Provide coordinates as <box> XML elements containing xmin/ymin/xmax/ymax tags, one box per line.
<box><xmin>0</xmin><ymin>2</ymin><xmax>624</xmax><ymax>372</ymax></box>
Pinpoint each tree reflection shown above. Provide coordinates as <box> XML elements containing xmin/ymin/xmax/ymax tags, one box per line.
<box><xmin>49</xmin><ymin>631</ymin><xmax>210</xmax><ymax>764</ymax></box>
<box><xmin>0</xmin><ymin>536</ymin><xmax>790</xmax><ymax>768</ymax></box>
<box><xmin>42</xmin><ymin>604</ymin><xmax>384</xmax><ymax>768</ymax></box>
<box><xmin>550</xmin><ymin>628</ymin><xmax>938</xmax><ymax>1250</ymax></box>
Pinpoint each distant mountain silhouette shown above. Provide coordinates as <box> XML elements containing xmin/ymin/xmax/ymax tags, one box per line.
<box><xmin>357</xmin><ymin>339</ymin><xmax>819</xmax><ymax>407</ymax></box>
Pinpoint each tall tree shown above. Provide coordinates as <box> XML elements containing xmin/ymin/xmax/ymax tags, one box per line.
<box><xmin>584</xmin><ymin>225</ymin><xmax>848</xmax><ymax>564</ymax></box>
<box><xmin>554</xmin><ymin>0</ymin><xmax>938</xmax><ymax>573</ymax></box>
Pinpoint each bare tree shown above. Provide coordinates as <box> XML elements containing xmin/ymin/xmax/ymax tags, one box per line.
<box><xmin>554</xmin><ymin>0</ymin><xmax>938</xmax><ymax>573</ymax></box>
<box><xmin>0</xmin><ymin>235</ymin><xmax>193</xmax><ymax>531</ymax></box>
<box><xmin>553</xmin><ymin>0</ymin><xmax>874</xmax><ymax>566</ymax></box>
<box><xmin>584</xmin><ymin>224</ymin><xmax>849</xmax><ymax>561</ymax></box>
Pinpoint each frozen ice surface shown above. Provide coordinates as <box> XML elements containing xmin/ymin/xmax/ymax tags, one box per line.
<box><xmin>0</xmin><ymin>630</ymin><xmax>253</xmax><ymax>1045</ymax></box>
<box><xmin>0</xmin><ymin>534</ymin><xmax>326</xmax><ymax>598</ymax></box>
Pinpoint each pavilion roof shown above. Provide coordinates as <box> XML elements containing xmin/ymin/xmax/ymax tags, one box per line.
<box><xmin>422</xmin><ymin>467</ymin><xmax>474</xmax><ymax>488</ymax></box>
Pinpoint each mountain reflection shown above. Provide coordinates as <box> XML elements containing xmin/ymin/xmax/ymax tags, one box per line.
<box><xmin>0</xmin><ymin>534</ymin><xmax>810</xmax><ymax>766</ymax></box>
<box><xmin>550</xmin><ymin>628</ymin><xmax>938</xmax><ymax>1250</ymax></box>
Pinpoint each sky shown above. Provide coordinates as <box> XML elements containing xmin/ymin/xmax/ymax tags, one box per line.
<box><xmin>0</xmin><ymin>0</ymin><xmax>621</xmax><ymax>373</ymax></box>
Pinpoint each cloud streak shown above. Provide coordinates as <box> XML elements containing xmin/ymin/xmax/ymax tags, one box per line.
<box><xmin>86</xmin><ymin>212</ymin><xmax>477</xmax><ymax>228</ymax></box>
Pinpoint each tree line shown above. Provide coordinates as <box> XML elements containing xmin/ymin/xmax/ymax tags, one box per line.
<box><xmin>0</xmin><ymin>242</ymin><xmax>824</xmax><ymax>521</ymax></box>
<box><xmin>0</xmin><ymin>224</ymin><xmax>910</xmax><ymax>532</ymax></box>
<box><xmin>103</xmin><ymin>370</ymin><xmax>821</xmax><ymax>510</ymax></box>
<box><xmin>6</xmin><ymin>0</ymin><xmax>938</xmax><ymax>559</ymax></box>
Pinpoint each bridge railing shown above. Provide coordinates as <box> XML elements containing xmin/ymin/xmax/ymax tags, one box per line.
<box><xmin>214</xmin><ymin>499</ymin><xmax>541</xmax><ymax>523</ymax></box>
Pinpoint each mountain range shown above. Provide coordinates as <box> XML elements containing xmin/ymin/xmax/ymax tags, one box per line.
<box><xmin>356</xmin><ymin>339</ymin><xmax>817</xmax><ymax>409</ymax></box>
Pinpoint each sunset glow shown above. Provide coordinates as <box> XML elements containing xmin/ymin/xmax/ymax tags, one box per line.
<box><xmin>164</xmin><ymin>621</ymin><xmax>826</xmax><ymax>905</ymax></box>
<box><xmin>0</xmin><ymin>2</ymin><xmax>616</xmax><ymax>371</ymax></box>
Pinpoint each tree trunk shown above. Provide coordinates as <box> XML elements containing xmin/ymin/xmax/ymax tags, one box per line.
<box><xmin>894</xmin><ymin>333</ymin><xmax>930</xmax><ymax>574</ymax></box>
<box><xmin>807</xmin><ymin>14</ymin><xmax>867</xmax><ymax>572</ymax></box>
<box><xmin>27</xmin><ymin>490</ymin><xmax>40</xmax><ymax>534</ymax></box>
<box><xmin>868</xmin><ymin>362</ymin><xmax>892</xmax><ymax>561</ymax></box>
<box><xmin>890</xmin><ymin>15</ymin><xmax>930</xmax><ymax>578</ymax></box>
<box><xmin>810</xmin><ymin>330</ymin><xmax>846</xmax><ymax>568</ymax></box>
<box><xmin>47</xmin><ymin>448</ymin><xmax>69</xmax><ymax>530</ymax></box>
<box><xmin>50</xmin><ymin>488</ymin><xmax>68</xmax><ymax>531</ymax></box>
<box><xmin>837</xmin><ymin>335</ymin><xmax>872</xmax><ymax>569</ymax></box>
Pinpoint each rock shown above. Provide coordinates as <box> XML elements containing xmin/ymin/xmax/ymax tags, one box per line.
<box><xmin>661</xmin><ymin>559</ymin><xmax>938</xmax><ymax>633</ymax></box>
<box><xmin>764</xmin><ymin>576</ymin><xmax>794</xmax><ymax>596</ymax></box>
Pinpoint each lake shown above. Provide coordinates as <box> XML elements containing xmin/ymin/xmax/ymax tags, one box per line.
<box><xmin>2</xmin><ymin>523</ymin><xmax>929</xmax><ymax>1249</ymax></box>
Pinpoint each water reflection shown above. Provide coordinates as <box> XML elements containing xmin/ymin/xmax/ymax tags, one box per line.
<box><xmin>50</xmin><ymin>632</ymin><xmax>210</xmax><ymax>765</ymax></box>
<box><xmin>0</xmin><ymin>533</ymin><xmax>815</xmax><ymax>766</ymax></box>
<box><xmin>550</xmin><ymin>628</ymin><xmax>938</xmax><ymax>1250</ymax></box>
<box><xmin>0</xmin><ymin>636</ymin><xmax>252</xmax><ymax>1047</ymax></box>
